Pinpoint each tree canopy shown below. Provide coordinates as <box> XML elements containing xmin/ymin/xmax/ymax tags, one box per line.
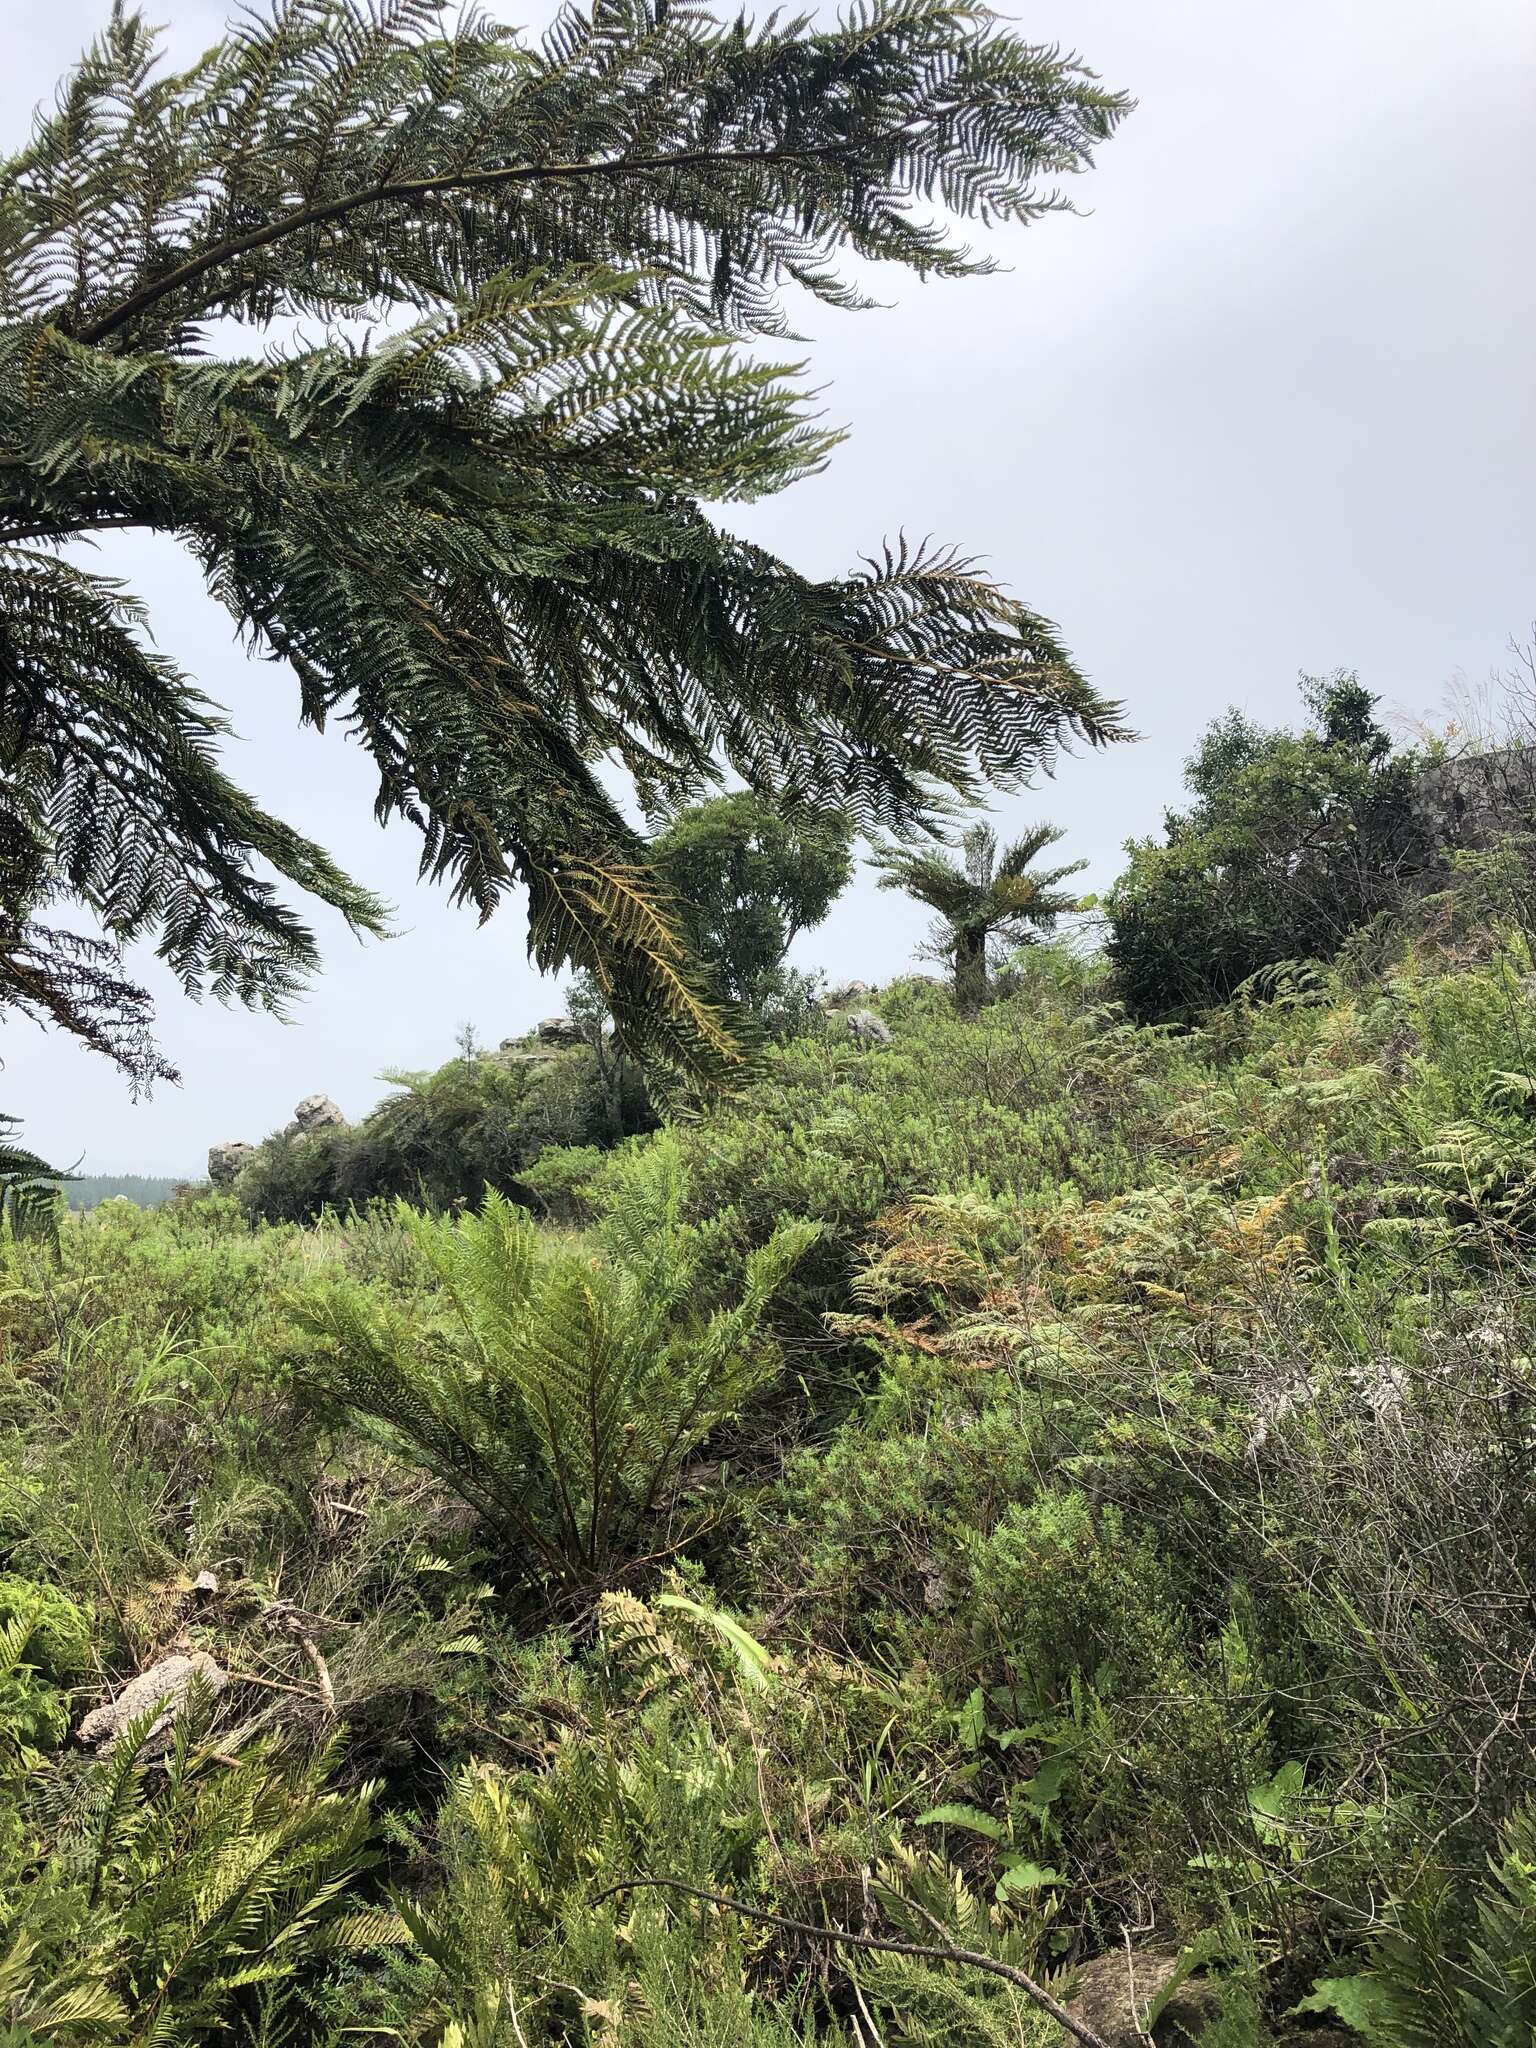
<box><xmin>650</xmin><ymin>791</ymin><xmax>854</xmax><ymax>1006</ymax></box>
<box><xmin>1105</xmin><ymin>674</ymin><xmax>1434</xmax><ymax>1019</ymax></box>
<box><xmin>0</xmin><ymin>0</ymin><xmax>1128</xmax><ymax>1086</ymax></box>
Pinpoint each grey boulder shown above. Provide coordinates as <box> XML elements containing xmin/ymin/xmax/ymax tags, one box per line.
<box><xmin>535</xmin><ymin>1016</ymin><xmax>584</xmax><ymax>1047</ymax></box>
<box><xmin>1063</xmin><ymin>1952</ymin><xmax>1222</xmax><ymax>2047</ymax></box>
<box><xmin>76</xmin><ymin>1650</ymin><xmax>228</xmax><ymax>1759</ymax></box>
<box><xmin>207</xmin><ymin>1141</ymin><xmax>256</xmax><ymax>1187</ymax></box>
<box><xmin>845</xmin><ymin>1010</ymin><xmax>892</xmax><ymax>1046</ymax></box>
<box><xmin>292</xmin><ymin>1093</ymin><xmax>347</xmax><ymax>1132</ymax></box>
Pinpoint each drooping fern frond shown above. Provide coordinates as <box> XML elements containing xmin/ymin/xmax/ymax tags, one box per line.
<box><xmin>1</xmin><ymin>0</ymin><xmax>1131</xmax><ymax>1073</ymax></box>
<box><xmin>0</xmin><ymin>1115</ymin><xmax>66</xmax><ymax>1249</ymax></box>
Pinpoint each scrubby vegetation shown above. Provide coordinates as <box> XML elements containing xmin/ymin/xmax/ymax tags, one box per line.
<box><xmin>66</xmin><ymin>1175</ymin><xmax>182</xmax><ymax>1212</ymax></box>
<box><xmin>236</xmin><ymin>1025</ymin><xmax>655</xmax><ymax>1227</ymax></box>
<box><xmin>3</xmin><ymin>4</ymin><xmax>1527</xmax><ymax>2042</ymax></box>
<box><xmin>9</xmin><ymin>828</ymin><xmax>1536</xmax><ymax>2044</ymax></box>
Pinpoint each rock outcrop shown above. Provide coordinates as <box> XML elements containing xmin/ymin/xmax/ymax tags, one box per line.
<box><xmin>208</xmin><ymin>1140</ymin><xmax>256</xmax><ymax>1187</ymax></box>
<box><xmin>535</xmin><ymin>1016</ymin><xmax>584</xmax><ymax>1047</ymax></box>
<box><xmin>845</xmin><ymin>1009</ymin><xmax>892</xmax><ymax>1046</ymax></box>
<box><xmin>291</xmin><ymin>1093</ymin><xmax>347</xmax><ymax>1133</ymax></box>
<box><xmin>1063</xmin><ymin>1952</ymin><xmax>1222</xmax><ymax>2046</ymax></box>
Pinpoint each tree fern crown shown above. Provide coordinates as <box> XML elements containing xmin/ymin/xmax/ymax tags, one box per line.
<box><xmin>1</xmin><ymin>0</ymin><xmax>1130</xmax><ymax>1075</ymax></box>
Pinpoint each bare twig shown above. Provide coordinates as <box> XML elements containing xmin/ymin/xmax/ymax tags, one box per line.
<box><xmin>289</xmin><ymin>1624</ymin><xmax>337</xmax><ymax>1717</ymax></box>
<box><xmin>226</xmin><ymin>1668</ymin><xmax>320</xmax><ymax>1703</ymax></box>
<box><xmin>589</xmin><ymin>1876</ymin><xmax>1111</xmax><ymax>2048</ymax></box>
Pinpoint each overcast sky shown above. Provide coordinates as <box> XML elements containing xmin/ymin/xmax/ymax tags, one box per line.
<box><xmin>7</xmin><ymin>0</ymin><xmax>1535</xmax><ymax>1175</ymax></box>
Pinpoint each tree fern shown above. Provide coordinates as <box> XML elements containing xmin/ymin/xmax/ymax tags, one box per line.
<box><xmin>1</xmin><ymin>0</ymin><xmax>1130</xmax><ymax>1075</ymax></box>
<box><xmin>875</xmin><ymin>819</ymin><xmax>1085</xmax><ymax>1009</ymax></box>
<box><xmin>0</xmin><ymin>1690</ymin><xmax>383</xmax><ymax>2046</ymax></box>
<box><xmin>0</xmin><ymin>1117</ymin><xmax>66</xmax><ymax>1249</ymax></box>
<box><xmin>296</xmin><ymin>1144</ymin><xmax>816</xmax><ymax>1583</ymax></box>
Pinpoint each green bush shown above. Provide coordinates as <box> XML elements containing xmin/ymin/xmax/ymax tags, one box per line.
<box><xmin>238</xmin><ymin>1042</ymin><xmax>653</xmax><ymax>1225</ymax></box>
<box><xmin>1106</xmin><ymin>675</ymin><xmax>1440</xmax><ymax>1019</ymax></box>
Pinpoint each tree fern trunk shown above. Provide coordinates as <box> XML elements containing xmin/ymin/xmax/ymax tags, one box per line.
<box><xmin>954</xmin><ymin>927</ymin><xmax>988</xmax><ymax>1015</ymax></box>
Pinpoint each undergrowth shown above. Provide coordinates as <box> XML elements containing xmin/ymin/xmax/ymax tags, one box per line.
<box><xmin>6</xmin><ymin>873</ymin><xmax>1536</xmax><ymax>2043</ymax></box>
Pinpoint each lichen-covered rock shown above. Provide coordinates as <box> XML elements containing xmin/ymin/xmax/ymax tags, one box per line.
<box><xmin>292</xmin><ymin>1093</ymin><xmax>347</xmax><ymax>1132</ymax></box>
<box><xmin>845</xmin><ymin>1009</ymin><xmax>892</xmax><ymax>1045</ymax></box>
<box><xmin>535</xmin><ymin>1016</ymin><xmax>584</xmax><ymax>1047</ymax></box>
<box><xmin>1063</xmin><ymin>1952</ymin><xmax>1221</xmax><ymax>2047</ymax></box>
<box><xmin>207</xmin><ymin>1140</ymin><xmax>256</xmax><ymax>1187</ymax></box>
<box><xmin>75</xmin><ymin>1650</ymin><xmax>227</xmax><ymax>1759</ymax></box>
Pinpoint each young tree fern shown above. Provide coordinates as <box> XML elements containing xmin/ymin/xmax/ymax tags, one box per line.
<box><xmin>875</xmin><ymin>820</ymin><xmax>1085</xmax><ymax>1010</ymax></box>
<box><xmin>295</xmin><ymin>1138</ymin><xmax>817</xmax><ymax>1585</ymax></box>
<box><xmin>0</xmin><ymin>1687</ymin><xmax>384</xmax><ymax>2044</ymax></box>
<box><xmin>0</xmin><ymin>0</ymin><xmax>1129</xmax><ymax>1076</ymax></box>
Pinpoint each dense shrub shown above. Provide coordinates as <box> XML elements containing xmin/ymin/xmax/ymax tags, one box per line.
<box><xmin>1106</xmin><ymin>674</ymin><xmax>1442</xmax><ymax>1018</ymax></box>
<box><xmin>238</xmin><ymin>1041</ymin><xmax>654</xmax><ymax>1224</ymax></box>
<box><xmin>10</xmin><ymin>873</ymin><xmax>1536</xmax><ymax>2043</ymax></box>
<box><xmin>565</xmin><ymin>950</ymin><xmax>1200</xmax><ymax>1334</ymax></box>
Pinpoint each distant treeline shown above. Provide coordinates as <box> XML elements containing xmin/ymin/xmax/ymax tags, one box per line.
<box><xmin>65</xmin><ymin>1175</ymin><xmax>183</xmax><ymax>1211</ymax></box>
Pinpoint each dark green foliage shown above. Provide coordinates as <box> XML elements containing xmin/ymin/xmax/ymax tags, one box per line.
<box><xmin>0</xmin><ymin>1116</ymin><xmax>65</xmax><ymax>1246</ymax></box>
<box><xmin>0</xmin><ymin>0</ymin><xmax>1128</xmax><ymax>1080</ymax></box>
<box><xmin>237</xmin><ymin>1038</ymin><xmax>652</xmax><ymax>1224</ymax></box>
<box><xmin>562</xmin><ymin>948</ymin><xmax>1160</xmax><ymax>1326</ymax></box>
<box><xmin>1363</xmin><ymin>1799</ymin><xmax>1536</xmax><ymax>2046</ymax></box>
<box><xmin>1105</xmin><ymin>674</ymin><xmax>1438</xmax><ymax>1019</ymax></box>
<box><xmin>0</xmin><ymin>1702</ymin><xmax>383</xmax><ymax>2045</ymax></box>
<box><xmin>651</xmin><ymin>792</ymin><xmax>854</xmax><ymax>1007</ymax></box>
<box><xmin>875</xmin><ymin>820</ymin><xmax>1085</xmax><ymax>1009</ymax></box>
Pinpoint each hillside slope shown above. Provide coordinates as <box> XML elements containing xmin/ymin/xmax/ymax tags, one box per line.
<box><xmin>4</xmin><ymin>869</ymin><xmax>1535</xmax><ymax>2044</ymax></box>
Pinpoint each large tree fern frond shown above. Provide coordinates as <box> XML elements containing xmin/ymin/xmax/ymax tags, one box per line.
<box><xmin>1</xmin><ymin>0</ymin><xmax>1128</xmax><ymax>1079</ymax></box>
<box><xmin>522</xmin><ymin>849</ymin><xmax>741</xmax><ymax>1075</ymax></box>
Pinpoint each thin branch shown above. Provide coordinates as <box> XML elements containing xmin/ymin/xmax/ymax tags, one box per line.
<box><xmin>76</xmin><ymin>141</ymin><xmax>854</xmax><ymax>345</ymax></box>
<box><xmin>289</xmin><ymin>1624</ymin><xmax>337</xmax><ymax>1716</ymax></box>
<box><xmin>589</xmin><ymin>1876</ymin><xmax>1112</xmax><ymax>2048</ymax></box>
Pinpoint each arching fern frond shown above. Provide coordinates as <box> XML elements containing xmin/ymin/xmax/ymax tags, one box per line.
<box><xmin>1</xmin><ymin>0</ymin><xmax>1130</xmax><ymax>1076</ymax></box>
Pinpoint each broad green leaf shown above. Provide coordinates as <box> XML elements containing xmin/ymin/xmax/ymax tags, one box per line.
<box><xmin>1292</xmin><ymin>1975</ymin><xmax>1398</xmax><ymax>2038</ymax></box>
<box><xmin>995</xmin><ymin>1856</ymin><xmax>1064</xmax><ymax>1894</ymax></box>
<box><xmin>1020</xmin><ymin>1756</ymin><xmax>1072</xmax><ymax>1815</ymax></box>
<box><xmin>655</xmin><ymin>1594</ymin><xmax>774</xmax><ymax>1691</ymax></box>
<box><xmin>956</xmin><ymin>1687</ymin><xmax>987</xmax><ymax>1751</ymax></box>
<box><xmin>1249</xmin><ymin>1760</ymin><xmax>1305</xmax><ymax>1820</ymax></box>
